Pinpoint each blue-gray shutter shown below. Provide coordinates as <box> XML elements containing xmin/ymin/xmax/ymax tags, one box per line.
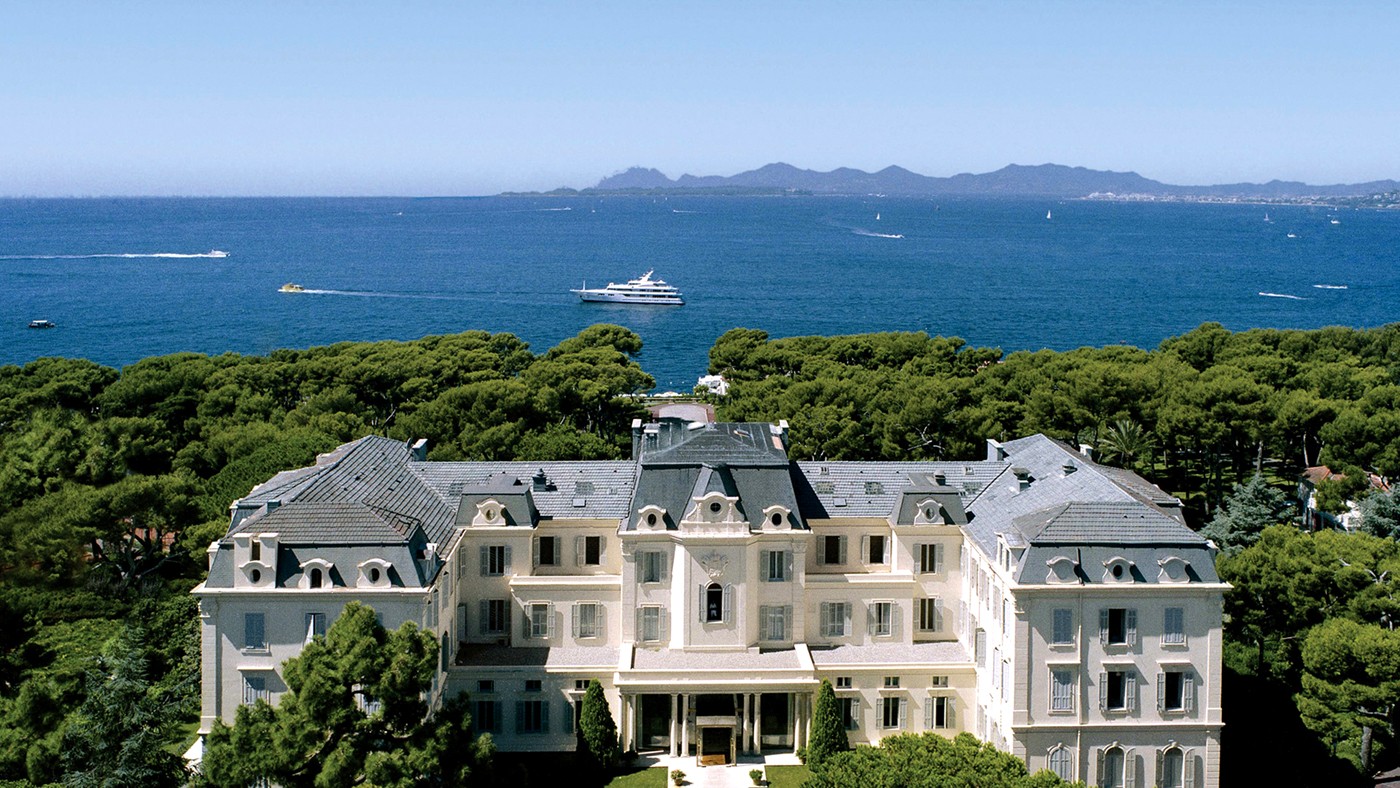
<box><xmin>1099</xmin><ymin>608</ymin><xmax>1110</xmax><ymax>645</ymax></box>
<box><xmin>478</xmin><ymin>600</ymin><xmax>488</xmax><ymax>635</ymax></box>
<box><xmin>480</xmin><ymin>546</ymin><xmax>489</xmax><ymax>576</ymax></box>
<box><xmin>1125</xmin><ymin>671</ymin><xmax>1137</xmax><ymax>712</ymax></box>
<box><xmin>1184</xmin><ymin>672</ymin><xmax>1196</xmax><ymax>713</ymax></box>
<box><xmin>503</xmin><ymin>545</ymin><xmax>512</xmax><ymax>575</ymax></box>
<box><xmin>760</xmin><ymin>550</ymin><xmax>771</xmax><ymax>582</ymax></box>
<box><xmin>515</xmin><ymin>701</ymin><xmax>526</xmax><ymax>733</ymax></box>
<box><xmin>1126</xmin><ymin>608</ymin><xmax>1138</xmax><ymax>647</ymax></box>
<box><xmin>1098</xmin><ymin>672</ymin><xmax>1108</xmax><ymax>710</ymax></box>
<box><xmin>722</xmin><ymin>584</ymin><xmax>733</xmax><ymax>624</ymax></box>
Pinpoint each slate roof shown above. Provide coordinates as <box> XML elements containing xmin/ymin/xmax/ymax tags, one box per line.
<box><xmin>793</xmin><ymin>461</ymin><xmax>1005</xmax><ymax>519</ymax></box>
<box><xmin>411</xmin><ymin>461</ymin><xmax>636</xmax><ymax>520</ymax></box>
<box><xmin>640</xmin><ymin>422</ymin><xmax>790</xmax><ymax>467</ymax></box>
<box><xmin>1012</xmin><ymin>501</ymin><xmax>1205</xmax><ymax>546</ymax></box>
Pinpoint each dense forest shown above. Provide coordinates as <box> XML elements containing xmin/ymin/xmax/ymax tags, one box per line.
<box><xmin>2</xmin><ymin>320</ymin><xmax>1399</xmax><ymax>785</ymax></box>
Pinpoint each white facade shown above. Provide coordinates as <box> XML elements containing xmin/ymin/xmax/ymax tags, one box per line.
<box><xmin>195</xmin><ymin>422</ymin><xmax>1224</xmax><ymax>787</ymax></box>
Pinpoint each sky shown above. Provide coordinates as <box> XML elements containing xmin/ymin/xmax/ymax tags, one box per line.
<box><xmin>3</xmin><ymin>1</ymin><xmax>1399</xmax><ymax>196</ymax></box>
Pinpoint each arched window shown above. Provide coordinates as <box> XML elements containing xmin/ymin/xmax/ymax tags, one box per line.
<box><xmin>1159</xmin><ymin>747</ymin><xmax>1184</xmax><ymax>788</ymax></box>
<box><xmin>706</xmin><ymin>583</ymin><xmax>724</xmax><ymax>622</ymax></box>
<box><xmin>1100</xmin><ymin>746</ymin><xmax>1125</xmax><ymax>788</ymax></box>
<box><xmin>1049</xmin><ymin>746</ymin><xmax>1073</xmax><ymax>782</ymax></box>
<box><xmin>309</xmin><ymin>567</ymin><xmax>323</xmax><ymax>589</ymax></box>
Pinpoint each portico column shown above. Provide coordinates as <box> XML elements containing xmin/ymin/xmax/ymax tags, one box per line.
<box><xmin>791</xmin><ymin>693</ymin><xmax>800</xmax><ymax>753</ymax></box>
<box><xmin>752</xmin><ymin>693</ymin><xmax>761</xmax><ymax>752</ymax></box>
<box><xmin>805</xmin><ymin>693</ymin><xmax>814</xmax><ymax>748</ymax></box>
<box><xmin>671</xmin><ymin>694</ymin><xmax>680</xmax><ymax>756</ymax></box>
<box><xmin>681</xmin><ymin>694</ymin><xmax>690</xmax><ymax>757</ymax></box>
<box><xmin>742</xmin><ymin>693</ymin><xmax>752</xmax><ymax>754</ymax></box>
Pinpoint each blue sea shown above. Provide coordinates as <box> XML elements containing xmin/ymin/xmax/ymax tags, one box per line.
<box><xmin>2</xmin><ymin>196</ymin><xmax>1397</xmax><ymax>391</ymax></box>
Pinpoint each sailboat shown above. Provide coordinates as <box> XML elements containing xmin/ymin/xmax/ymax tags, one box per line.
<box><xmin>875</xmin><ymin>212</ymin><xmax>880</xmax><ymax>221</ymax></box>
<box><xmin>1046</xmin><ymin>210</ymin><xmax>1052</xmax><ymax>220</ymax></box>
<box><xmin>1264</xmin><ymin>212</ymin><xmax>1272</xmax><ymax>223</ymax></box>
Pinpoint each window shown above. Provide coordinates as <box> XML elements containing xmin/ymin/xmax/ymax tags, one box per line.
<box><xmin>821</xmin><ymin>602</ymin><xmax>851</xmax><ymax>637</ymax></box>
<box><xmin>931</xmin><ymin>675</ymin><xmax>949</xmax><ymax>688</ymax></box>
<box><xmin>918</xmin><ymin>543</ymin><xmax>943</xmax><ymax>574</ymax></box>
<box><xmin>516</xmin><ymin>700</ymin><xmax>549</xmax><ymax>734</ymax></box>
<box><xmin>835</xmin><ymin>676</ymin><xmax>852</xmax><ymax>689</ymax></box>
<box><xmin>819</xmin><ymin>535</ymin><xmax>846</xmax><ymax>565</ymax></box>
<box><xmin>918</xmin><ymin>598</ymin><xmax>943</xmax><ymax>633</ymax></box>
<box><xmin>867</xmin><ymin>534</ymin><xmax>888</xmax><ymax>564</ymax></box>
<box><xmin>1100</xmin><ymin>608</ymin><xmax>1137</xmax><ymax>647</ymax></box>
<box><xmin>573</xmin><ymin>602</ymin><xmax>603</xmax><ymax>639</ymax></box>
<box><xmin>536</xmin><ymin>536</ymin><xmax>560</xmax><ymax>566</ymax></box>
<box><xmin>474</xmin><ymin>700</ymin><xmax>502</xmax><ymax>733</ymax></box>
<box><xmin>761</xmin><ymin>550</ymin><xmax>789</xmax><ymax>582</ymax></box>
<box><xmin>926</xmin><ymin>696</ymin><xmax>954</xmax><ymax>729</ymax></box>
<box><xmin>839</xmin><ymin>697</ymin><xmax>859</xmax><ymax>730</ymax></box>
<box><xmin>308</xmin><ymin>567</ymin><xmax>323</xmax><ymax>588</ymax></box>
<box><xmin>1164</xmin><ymin>607</ymin><xmax>1186</xmax><ymax>646</ymax></box>
<box><xmin>575</xmin><ymin>679</ymin><xmax>591</xmax><ymax>691</ymax></box>
<box><xmin>477</xmin><ymin>680</ymin><xmax>495</xmax><ymax>693</ymax></box>
<box><xmin>872</xmin><ymin>601</ymin><xmax>894</xmax><ymax>637</ymax></box>
<box><xmin>1050</xmin><ymin>668</ymin><xmax>1076</xmax><ymax>712</ymax></box>
<box><xmin>1049</xmin><ymin>746</ymin><xmax>1074</xmax><ymax>781</ymax></box>
<box><xmin>1159</xmin><ymin>747</ymin><xmax>1184</xmax><ymax>788</ymax></box>
<box><xmin>1099</xmin><ymin>746</ymin><xmax>1125</xmax><ymax>788</ymax></box>
<box><xmin>579</xmin><ymin>535</ymin><xmax>603</xmax><ymax>566</ymax></box>
<box><xmin>243</xmin><ymin>674</ymin><xmax>269</xmax><ymax>705</ymax></box>
<box><xmin>883</xmin><ymin>676</ymin><xmax>900</xmax><ymax>688</ymax></box>
<box><xmin>479</xmin><ymin>599</ymin><xmax>508</xmax><ymax>635</ymax></box>
<box><xmin>304</xmin><ymin>612</ymin><xmax>326</xmax><ymax>644</ymax></box>
<box><xmin>1052</xmin><ymin>609</ymin><xmax>1074</xmax><ymax>645</ymax></box>
<box><xmin>639</xmin><ymin>606</ymin><xmax>663</xmax><ymax>643</ymax></box>
<box><xmin>880</xmin><ymin>696</ymin><xmax>905</xmax><ymax>728</ymax></box>
<box><xmin>974</xmin><ymin>628</ymin><xmax>987</xmax><ymax>665</ymax></box>
<box><xmin>250</xmin><ymin>540</ymin><xmax>261</xmax><ymax>561</ymax></box>
<box><xmin>639</xmin><ymin>551</ymin><xmax>666</xmax><ymax>583</ymax></box>
<box><xmin>525</xmin><ymin>602</ymin><xmax>552</xmax><ymax>639</ymax></box>
<box><xmin>1100</xmin><ymin>668</ymin><xmax>1135</xmax><ymax>712</ymax></box>
<box><xmin>704</xmin><ymin>583</ymin><xmax>725</xmax><ymax>623</ymax></box>
<box><xmin>480</xmin><ymin>545</ymin><xmax>511</xmax><ymax>576</ymax></box>
<box><xmin>525</xmin><ymin>679</ymin><xmax>542</xmax><ymax>692</ymax></box>
<box><xmin>244</xmin><ymin>613</ymin><xmax>266</xmax><ymax>651</ymax></box>
<box><xmin>760</xmin><ymin>605</ymin><xmax>790</xmax><ymax>641</ymax></box>
<box><xmin>1159</xmin><ymin>669</ymin><xmax>1194</xmax><ymax>713</ymax></box>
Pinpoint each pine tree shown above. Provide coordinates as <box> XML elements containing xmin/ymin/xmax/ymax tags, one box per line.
<box><xmin>576</xmin><ymin>679</ymin><xmax>620</xmax><ymax>779</ymax></box>
<box><xmin>806</xmin><ymin>678</ymin><xmax>848</xmax><ymax>767</ymax></box>
<box><xmin>1200</xmin><ymin>473</ymin><xmax>1290</xmax><ymax>555</ymax></box>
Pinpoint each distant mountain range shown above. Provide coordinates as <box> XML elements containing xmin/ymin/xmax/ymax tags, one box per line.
<box><xmin>583</xmin><ymin>163</ymin><xmax>1400</xmax><ymax>199</ymax></box>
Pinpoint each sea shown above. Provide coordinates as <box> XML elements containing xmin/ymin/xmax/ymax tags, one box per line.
<box><xmin>2</xmin><ymin>196</ymin><xmax>1397</xmax><ymax>392</ymax></box>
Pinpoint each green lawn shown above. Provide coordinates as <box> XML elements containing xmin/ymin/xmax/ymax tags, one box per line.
<box><xmin>763</xmin><ymin>764</ymin><xmax>812</xmax><ymax>788</ymax></box>
<box><xmin>605</xmin><ymin>766</ymin><xmax>667</xmax><ymax>787</ymax></box>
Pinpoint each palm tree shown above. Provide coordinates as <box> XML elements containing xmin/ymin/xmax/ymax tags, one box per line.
<box><xmin>1098</xmin><ymin>418</ymin><xmax>1156</xmax><ymax>473</ymax></box>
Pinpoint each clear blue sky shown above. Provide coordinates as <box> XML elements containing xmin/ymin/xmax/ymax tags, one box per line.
<box><xmin>4</xmin><ymin>1</ymin><xmax>1398</xmax><ymax>196</ymax></box>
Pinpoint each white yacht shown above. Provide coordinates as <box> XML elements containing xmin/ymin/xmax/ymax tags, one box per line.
<box><xmin>572</xmin><ymin>270</ymin><xmax>684</xmax><ymax>305</ymax></box>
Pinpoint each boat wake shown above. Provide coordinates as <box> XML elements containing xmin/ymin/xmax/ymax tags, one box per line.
<box><xmin>853</xmin><ymin>229</ymin><xmax>904</xmax><ymax>239</ymax></box>
<box><xmin>671</xmin><ymin>209</ymin><xmax>700</xmax><ymax>214</ymax></box>
<box><xmin>1313</xmin><ymin>284</ymin><xmax>1349</xmax><ymax>290</ymax></box>
<box><xmin>537</xmin><ymin>207</ymin><xmax>573</xmax><ymax>212</ymax></box>
<box><xmin>293</xmin><ymin>288</ymin><xmax>467</xmax><ymax>301</ymax></box>
<box><xmin>0</xmin><ymin>250</ymin><xmax>228</xmax><ymax>260</ymax></box>
<box><xmin>1259</xmin><ymin>292</ymin><xmax>1305</xmax><ymax>300</ymax></box>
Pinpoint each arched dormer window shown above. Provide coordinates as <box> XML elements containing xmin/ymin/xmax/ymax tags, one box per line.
<box><xmin>299</xmin><ymin>558</ymin><xmax>336</xmax><ymax>590</ymax></box>
<box><xmin>914</xmin><ymin>498</ymin><xmax>945</xmax><ymax>525</ymax></box>
<box><xmin>1045</xmin><ymin>556</ymin><xmax>1079</xmax><ymax>584</ymax></box>
<box><xmin>357</xmin><ymin>558</ymin><xmax>392</xmax><ymax>589</ymax></box>
<box><xmin>637</xmin><ymin>504</ymin><xmax>667</xmax><ymax>530</ymax></box>
<box><xmin>693</xmin><ymin>492</ymin><xmax>739</xmax><ymax>524</ymax></box>
<box><xmin>472</xmin><ymin>499</ymin><xmax>507</xmax><ymax>527</ymax></box>
<box><xmin>762</xmin><ymin>505</ymin><xmax>792</xmax><ymax>529</ymax></box>
<box><xmin>1158</xmin><ymin>556</ymin><xmax>1191</xmax><ymax>584</ymax></box>
<box><xmin>1102</xmin><ymin>557</ymin><xmax>1136</xmax><ymax>584</ymax></box>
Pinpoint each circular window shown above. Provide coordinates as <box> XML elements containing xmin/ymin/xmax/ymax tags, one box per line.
<box><xmin>709</xmin><ymin>502</ymin><xmax>722</xmax><ymax>513</ymax></box>
<box><xmin>771</xmin><ymin>512</ymin><xmax>783</xmax><ymax>526</ymax></box>
<box><xmin>925</xmin><ymin>508</ymin><xmax>935</xmax><ymax>520</ymax></box>
<box><xmin>1112</xmin><ymin>564</ymin><xmax>1124</xmax><ymax>579</ymax></box>
<box><xmin>370</xmin><ymin>567</ymin><xmax>381</xmax><ymax>583</ymax></box>
<box><xmin>485</xmin><ymin>509</ymin><xmax>496</xmax><ymax>520</ymax></box>
<box><xmin>646</xmin><ymin>512</ymin><xmax>658</xmax><ymax>526</ymax></box>
<box><xmin>250</xmin><ymin>568</ymin><xmax>261</xmax><ymax>583</ymax></box>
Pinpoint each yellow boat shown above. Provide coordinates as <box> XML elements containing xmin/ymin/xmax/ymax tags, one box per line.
<box><xmin>279</xmin><ymin>283</ymin><xmax>305</xmax><ymax>293</ymax></box>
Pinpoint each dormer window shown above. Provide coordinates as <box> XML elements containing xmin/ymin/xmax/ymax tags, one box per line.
<box><xmin>762</xmin><ymin>505</ymin><xmax>792</xmax><ymax>529</ymax></box>
<box><xmin>914</xmin><ymin>498</ymin><xmax>945</xmax><ymax>525</ymax></box>
<box><xmin>1045</xmin><ymin>556</ymin><xmax>1079</xmax><ymax>584</ymax></box>
<box><xmin>1102</xmin><ymin>557</ymin><xmax>1136</xmax><ymax>584</ymax></box>
<box><xmin>637</xmin><ymin>505</ymin><xmax>667</xmax><ymax>530</ymax></box>
<box><xmin>1158</xmin><ymin>556</ymin><xmax>1192</xmax><ymax>583</ymax></box>
<box><xmin>299</xmin><ymin>558</ymin><xmax>336</xmax><ymax>590</ymax></box>
<box><xmin>358</xmin><ymin>558</ymin><xmax>393</xmax><ymax>588</ymax></box>
<box><xmin>692</xmin><ymin>492</ymin><xmax>739</xmax><ymax>524</ymax></box>
<box><xmin>472</xmin><ymin>499</ymin><xmax>507</xmax><ymax>527</ymax></box>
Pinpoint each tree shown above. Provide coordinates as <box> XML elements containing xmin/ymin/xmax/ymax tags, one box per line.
<box><xmin>806</xmin><ymin>678</ymin><xmax>848</xmax><ymax>767</ymax></box>
<box><xmin>200</xmin><ymin>602</ymin><xmax>491</xmax><ymax>788</ymax></box>
<box><xmin>1097</xmin><ymin>417</ymin><xmax>1156</xmax><ymax>473</ymax></box>
<box><xmin>1299</xmin><ymin>618</ymin><xmax>1400</xmax><ymax>774</ymax></box>
<box><xmin>60</xmin><ymin>624</ymin><xmax>192</xmax><ymax>788</ymax></box>
<box><xmin>576</xmin><ymin>679</ymin><xmax>620</xmax><ymax>780</ymax></box>
<box><xmin>805</xmin><ymin>732</ymin><xmax>1070</xmax><ymax>788</ymax></box>
<box><xmin>1199</xmin><ymin>473</ymin><xmax>1291</xmax><ymax>555</ymax></box>
<box><xmin>1360</xmin><ymin>491</ymin><xmax>1400</xmax><ymax>540</ymax></box>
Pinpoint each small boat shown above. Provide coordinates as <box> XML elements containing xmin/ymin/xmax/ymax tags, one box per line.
<box><xmin>572</xmin><ymin>270</ymin><xmax>683</xmax><ymax>305</ymax></box>
<box><xmin>279</xmin><ymin>283</ymin><xmax>306</xmax><ymax>293</ymax></box>
<box><xmin>27</xmin><ymin>319</ymin><xmax>56</xmax><ymax>329</ymax></box>
<box><xmin>1287</xmin><ymin>233</ymin><xmax>1298</xmax><ymax>239</ymax></box>
<box><xmin>876</xmin><ymin>212</ymin><xmax>881</xmax><ymax>221</ymax></box>
<box><xmin>1046</xmin><ymin>210</ymin><xmax>1052</xmax><ymax>220</ymax></box>
<box><xmin>208</xmin><ymin>250</ymin><xmax>229</xmax><ymax>258</ymax></box>
<box><xmin>1330</xmin><ymin>218</ymin><xmax>1341</xmax><ymax>225</ymax></box>
<box><xmin>1264</xmin><ymin>212</ymin><xmax>1272</xmax><ymax>223</ymax></box>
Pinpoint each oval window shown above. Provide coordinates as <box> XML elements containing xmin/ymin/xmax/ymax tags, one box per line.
<box><xmin>1112</xmin><ymin>564</ymin><xmax>1124</xmax><ymax>579</ymax></box>
<box><xmin>485</xmin><ymin>509</ymin><xmax>496</xmax><ymax>520</ymax></box>
<box><xmin>709</xmin><ymin>502</ymin><xmax>722</xmax><ymax>513</ymax></box>
<box><xmin>771</xmin><ymin>512</ymin><xmax>783</xmax><ymax>526</ymax></box>
<box><xmin>925</xmin><ymin>507</ymin><xmax>935</xmax><ymax>520</ymax></box>
<box><xmin>646</xmin><ymin>512</ymin><xmax>658</xmax><ymax>526</ymax></box>
<box><xmin>370</xmin><ymin>567</ymin><xmax>381</xmax><ymax>583</ymax></box>
<box><xmin>250</xmin><ymin>568</ymin><xmax>261</xmax><ymax>583</ymax></box>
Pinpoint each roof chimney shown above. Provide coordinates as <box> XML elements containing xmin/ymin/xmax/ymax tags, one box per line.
<box><xmin>532</xmin><ymin>469</ymin><xmax>551</xmax><ymax>492</ymax></box>
<box><xmin>410</xmin><ymin>438</ymin><xmax>429</xmax><ymax>462</ymax></box>
<box><xmin>1011</xmin><ymin>467</ymin><xmax>1032</xmax><ymax>492</ymax></box>
<box><xmin>987</xmin><ymin>439</ymin><xmax>1008</xmax><ymax>462</ymax></box>
<box><xmin>933</xmin><ymin>471</ymin><xmax>947</xmax><ymax>486</ymax></box>
<box><xmin>1079</xmin><ymin>443</ymin><xmax>1094</xmax><ymax>460</ymax></box>
<box><xmin>631</xmin><ymin>418</ymin><xmax>643</xmax><ymax>460</ymax></box>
